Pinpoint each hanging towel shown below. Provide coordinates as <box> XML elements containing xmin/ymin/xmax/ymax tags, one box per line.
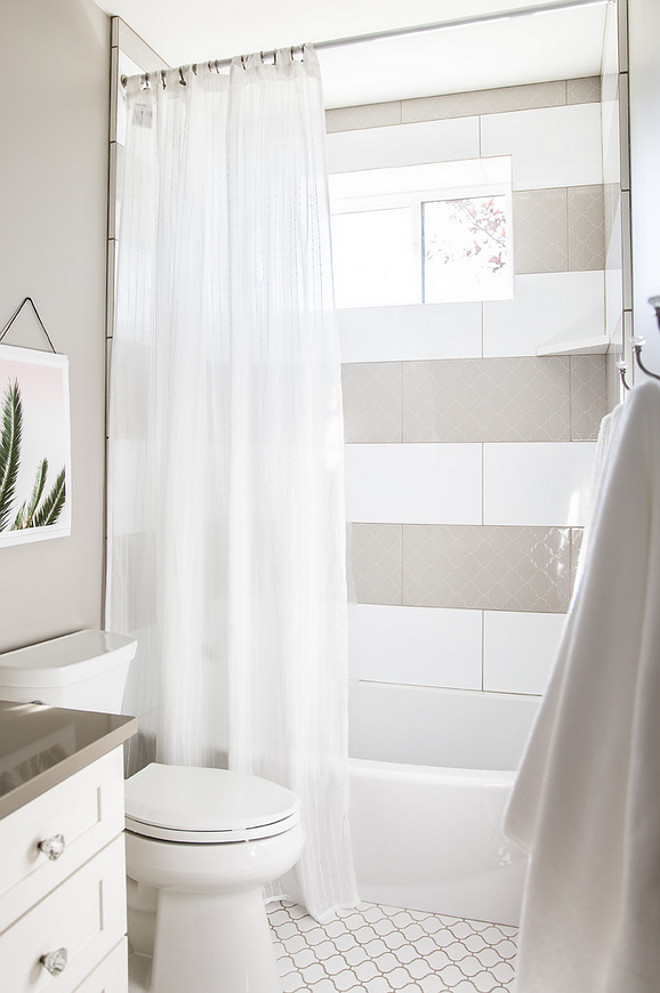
<box><xmin>571</xmin><ymin>397</ymin><xmax>627</xmax><ymax>597</ymax></box>
<box><xmin>505</xmin><ymin>380</ymin><xmax>660</xmax><ymax>993</ymax></box>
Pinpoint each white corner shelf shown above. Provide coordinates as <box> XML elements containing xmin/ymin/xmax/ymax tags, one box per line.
<box><xmin>535</xmin><ymin>332</ymin><xmax>611</xmax><ymax>356</ymax></box>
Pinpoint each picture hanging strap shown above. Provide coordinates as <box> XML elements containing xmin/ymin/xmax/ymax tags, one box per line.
<box><xmin>0</xmin><ymin>297</ymin><xmax>58</xmax><ymax>354</ymax></box>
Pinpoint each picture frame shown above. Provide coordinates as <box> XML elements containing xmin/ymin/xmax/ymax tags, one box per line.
<box><xmin>0</xmin><ymin>343</ymin><xmax>71</xmax><ymax>547</ymax></box>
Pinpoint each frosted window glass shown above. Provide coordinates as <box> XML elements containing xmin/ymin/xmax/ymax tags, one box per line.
<box><xmin>423</xmin><ymin>195</ymin><xmax>512</xmax><ymax>303</ymax></box>
<box><xmin>331</xmin><ymin>208</ymin><xmax>418</xmax><ymax>308</ymax></box>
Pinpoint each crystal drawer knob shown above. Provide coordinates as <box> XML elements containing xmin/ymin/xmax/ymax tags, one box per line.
<box><xmin>38</xmin><ymin>833</ymin><xmax>65</xmax><ymax>861</ymax></box>
<box><xmin>40</xmin><ymin>947</ymin><xmax>68</xmax><ymax>975</ymax></box>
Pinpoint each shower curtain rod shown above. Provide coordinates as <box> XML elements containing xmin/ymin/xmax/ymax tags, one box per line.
<box><xmin>121</xmin><ymin>0</ymin><xmax>605</xmax><ymax>86</ymax></box>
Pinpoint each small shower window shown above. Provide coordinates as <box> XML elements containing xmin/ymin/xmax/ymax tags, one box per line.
<box><xmin>422</xmin><ymin>193</ymin><xmax>510</xmax><ymax>304</ymax></box>
<box><xmin>330</xmin><ymin>156</ymin><xmax>513</xmax><ymax>308</ymax></box>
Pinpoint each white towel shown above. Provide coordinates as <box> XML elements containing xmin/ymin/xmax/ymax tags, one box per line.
<box><xmin>571</xmin><ymin>399</ymin><xmax>626</xmax><ymax>597</ymax></box>
<box><xmin>505</xmin><ymin>380</ymin><xmax>660</xmax><ymax>993</ymax></box>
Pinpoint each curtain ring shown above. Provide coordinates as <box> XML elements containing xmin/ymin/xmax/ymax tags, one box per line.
<box><xmin>260</xmin><ymin>51</ymin><xmax>264</xmax><ymax>63</ymax></box>
<box><xmin>178</xmin><ymin>66</ymin><xmax>187</xmax><ymax>86</ymax></box>
<box><xmin>215</xmin><ymin>60</ymin><xmax>220</xmax><ymax>72</ymax></box>
<box><xmin>240</xmin><ymin>54</ymin><xmax>247</xmax><ymax>70</ymax></box>
<box><xmin>140</xmin><ymin>73</ymin><xmax>150</xmax><ymax>90</ymax></box>
<box><xmin>273</xmin><ymin>49</ymin><xmax>277</xmax><ymax>65</ymax></box>
<box><xmin>192</xmin><ymin>63</ymin><xmax>198</xmax><ymax>75</ymax></box>
<box><xmin>160</xmin><ymin>69</ymin><xmax>167</xmax><ymax>89</ymax></box>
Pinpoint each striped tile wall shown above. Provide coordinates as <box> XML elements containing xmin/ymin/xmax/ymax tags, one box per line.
<box><xmin>328</xmin><ymin>76</ymin><xmax>619</xmax><ymax>698</ymax></box>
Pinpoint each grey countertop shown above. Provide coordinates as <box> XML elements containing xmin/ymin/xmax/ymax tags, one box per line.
<box><xmin>0</xmin><ymin>701</ymin><xmax>137</xmax><ymax>819</ymax></box>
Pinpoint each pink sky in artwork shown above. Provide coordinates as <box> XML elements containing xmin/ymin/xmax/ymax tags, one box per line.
<box><xmin>0</xmin><ymin>347</ymin><xmax>71</xmax><ymax>534</ymax></box>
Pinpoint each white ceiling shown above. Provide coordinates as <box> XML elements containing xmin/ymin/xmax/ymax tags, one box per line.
<box><xmin>95</xmin><ymin>0</ymin><xmax>610</xmax><ymax>108</ymax></box>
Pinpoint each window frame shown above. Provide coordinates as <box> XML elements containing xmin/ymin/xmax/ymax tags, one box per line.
<box><xmin>329</xmin><ymin>159</ymin><xmax>514</xmax><ymax>307</ymax></box>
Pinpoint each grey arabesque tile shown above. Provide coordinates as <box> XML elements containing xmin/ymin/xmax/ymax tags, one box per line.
<box><xmin>568</xmin><ymin>186</ymin><xmax>605</xmax><ymax>271</ymax></box>
<box><xmin>351</xmin><ymin>523</ymin><xmax>402</xmax><ymax>605</ymax></box>
<box><xmin>566</xmin><ymin>76</ymin><xmax>601</xmax><ymax>105</ymax></box>
<box><xmin>570</xmin><ymin>527</ymin><xmax>584</xmax><ymax>594</ymax></box>
<box><xmin>342</xmin><ymin>362</ymin><xmax>402</xmax><ymax>443</ymax></box>
<box><xmin>402</xmin><ymin>357</ymin><xmax>571</xmax><ymax>443</ymax></box>
<box><xmin>603</xmin><ymin>183</ymin><xmax>621</xmax><ymax>268</ymax></box>
<box><xmin>570</xmin><ymin>356</ymin><xmax>607</xmax><ymax>441</ymax></box>
<box><xmin>606</xmin><ymin>351</ymin><xmax>625</xmax><ymax>412</ymax></box>
<box><xmin>401</xmin><ymin>79</ymin><xmax>566</xmax><ymax>124</ymax></box>
<box><xmin>325</xmin><ymin>101</ymin><xmax>401</xmax><ymax>133</ymax></box>
<box><xmin>513</xmin><ymin>189</ymin><xmax>568</xmax><ymax>275</ymax></box>
<box><xmin>402</xmin><ymin>524</ymin><xmax>571</xmax><ymax>613</ymax></box>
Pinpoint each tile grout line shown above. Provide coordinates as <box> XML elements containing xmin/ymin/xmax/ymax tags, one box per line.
<box><xmin>481</xmin><ymin>609</ymin><xmax>485</xmax><ymax>692</ymax></box>
<box><xmin>481</xmin><ymin>442</ymin><xmax>485</xmax><ymax>526</ymax></box>
<box><xmin>565</xmin><ymin>186</ymin><xmax>571</xmax><ymax>273</ymax></box>
<box><xmin>400</xmin><ymin>523</ymin><xmax>404</xmax><ymax>606</ymax></box>
<box><xmin>569</xmin><ymin>355</ymin><xmax>573</xmax><ymax>441</ymax></box>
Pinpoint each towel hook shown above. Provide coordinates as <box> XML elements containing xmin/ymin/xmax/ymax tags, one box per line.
<box><xmin>616</xmin><ymin>360</ymin><xmax>631</xmax><ymax>392</ymax></box>
<box><xmin>622</xmin><ymin>297</ymin><xmax>660</xmax><ymax>389</ymax></box>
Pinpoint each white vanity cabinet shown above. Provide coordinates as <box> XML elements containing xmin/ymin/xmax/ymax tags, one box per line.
<box><xmin>0</xmin><ymin>742</ymin><xmax>132</xmax><ymax>993</ymax></box>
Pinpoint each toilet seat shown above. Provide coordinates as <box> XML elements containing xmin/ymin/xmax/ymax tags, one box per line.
<box><xmin>125</xmin><ymin>763</ymin><xmax>300</xmax><ymax>844</ymax></box>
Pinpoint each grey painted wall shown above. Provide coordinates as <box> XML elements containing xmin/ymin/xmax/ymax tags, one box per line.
<box><xmin>0</xmin><ymin>0</ymin><xmax>110</xmax><ymax>651</ymax></box>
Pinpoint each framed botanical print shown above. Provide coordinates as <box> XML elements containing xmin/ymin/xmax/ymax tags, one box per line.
<box><xmin>0</xmin><ymin>344</ymin><xmax>71</xmax><ymax>546</ymax></box>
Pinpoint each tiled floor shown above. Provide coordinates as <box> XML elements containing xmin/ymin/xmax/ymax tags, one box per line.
<box><xmin>268</xmin><ymin>900</ymin><xmax>518</xmax><ymax>993</ymax></box>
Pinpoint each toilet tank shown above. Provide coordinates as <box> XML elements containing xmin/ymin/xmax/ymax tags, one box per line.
<box><xmin>0</xmin><ymin>630</ymin><xmax>137</xmax><ymax>714</ymax></box>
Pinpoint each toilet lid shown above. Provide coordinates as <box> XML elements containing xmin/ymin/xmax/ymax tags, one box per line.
<box><xmin>124</xmin><ymin>763</ymin><xmax>300</xmax><ymax>844</ymax></box>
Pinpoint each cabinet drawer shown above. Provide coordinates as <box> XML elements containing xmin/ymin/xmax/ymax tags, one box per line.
<box><xmin>72</xmin><ymin>939</ymin><xmax>128</xmax><ymax>993</ymax></box>
<box><xmin>0</xmin><ymin>748</ymin><xmax>124</xmax><ymax>932</ymax></box>
<box><xmin>1</xmin><ymin>835</ymin><xmax>127</xmax><ymax>993</ymax></box>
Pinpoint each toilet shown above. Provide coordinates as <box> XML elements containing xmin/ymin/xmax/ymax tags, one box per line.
<box><xmin>0</xmin><ymin>629</ymin><xmax>304</xmax><ymax>993</ymax></box>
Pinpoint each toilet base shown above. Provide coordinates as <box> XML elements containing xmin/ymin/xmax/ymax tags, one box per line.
<box><xmin>128</xmin><ymin>884</ymin><xmax>284</xmax><ymax>993</ymax></box>
<box><xmin>125</xmin><ymin>823</ymin><xmax>303</xmax><ymax>993</ymax></box>
<box><xmin>151</xmin><ymin>886</ymin><xmax>282</xmax><ymax>993</ymax></box>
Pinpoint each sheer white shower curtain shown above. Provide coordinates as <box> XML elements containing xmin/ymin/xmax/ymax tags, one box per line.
<box><xmin>107</xmin><ymin>48</ymin><xmax>357</xmax><ymax>920</ymax></box>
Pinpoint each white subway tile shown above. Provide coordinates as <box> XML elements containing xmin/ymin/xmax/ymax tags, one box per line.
<box><xmin>621</xmin><ymin>190</ymin><xmax>632</xmax><ymax>310</ymax></box>
<box><xmin>483</xmin><ymin>442</ymin><xmax>597</xmax><ymax>526</ymax></box>
<box><xmin>601</xmin><ymin>93</ymin><xmax>621</xmax><ymax>187</ymax></box>
<box><xmin>349</xmin><ymin>603</ymin><xmax>483</xmax><ymax>690</ymax></box>
<box><xmin>337</xmin><ymin>302</ymin><xmax>482</xmax><ymax>363</ymax></box>
<box><xmin>482</xmin><ymin>271</ymin><xmax>605</xmax><ymax>357</ymax></box>
<box><xmin>326</xmin><ymin>116</ymin><xmax>480</xmax><ymax>173</ymax></box>
<box><xmin>484</xmin><ymin>610</ymin><xmax>567</xmax><ymax>695</ymax></box>
<box><xmin>480</xmin><ymin>103</ymin><xmax>603</xmax><ymax>190</ymax></box>
<box><xmin>346</xmin><ymin>443</ymin><xmax>482</xmax><ymax>525</ymax></box>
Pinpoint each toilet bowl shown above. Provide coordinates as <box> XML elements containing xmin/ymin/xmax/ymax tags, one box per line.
<box><xmin>124</xmin><ymin>763</ymin><xmax>303</xmax><ymax>993</ymax></box>
<box><xmin>0</xmin><ymin>630</ymin><xmax>304</xmax><ymax>993</ymax></box>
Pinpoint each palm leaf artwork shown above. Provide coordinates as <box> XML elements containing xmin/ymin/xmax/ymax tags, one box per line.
<box><xmin>13</xmin><ymin>458</ymin><xmax>48</xmax><ymax>530</ymax></box>
<box><xmin>0</xmin><ymin>380</ymin><xmax>22</xmax><ymax>530</ymax></box>
<box><xmin>0</xmin><ymin>379</ymin><xmax>67</xmax><ymax>534</ymax></box>
<box><xmin>30</xmin><ymin>467</ymin><xmax>66</xmax><ymax>529</ymax></box>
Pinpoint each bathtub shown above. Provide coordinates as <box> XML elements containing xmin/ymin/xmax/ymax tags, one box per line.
<box><xmin>348</xmin><ymin>681</ymin><xmax>540</xmax><ymax>926</ymax></box>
